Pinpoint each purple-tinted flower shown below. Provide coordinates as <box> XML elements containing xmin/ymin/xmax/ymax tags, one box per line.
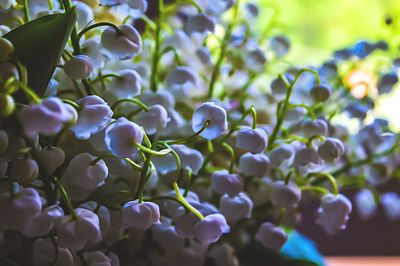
<box><xmin>194</xmin><ymin>213</ymin><xmax>230</xmax><ymax>244</ymax></box>
<box><xmin>236</xmin><ymin>127</ymin><xmax>268</xmax><ymax>153</ymax></box>
<box><xmin>101</xmin><ymin>24</ymin><xmax>142</xmax><ymax>59</ymax></box>
<box><xmin>105</xmin><ymin>117</ymin><xmax>143</xmax><ymax>158</ymax></box>
<box><xmin>122</xmin><ymin>200</ymin><xmax>160</xmax><ymax>230</ymax></box>
<box><xmin>255</xmin><ymin>222</ymin><xmax>287</xmax><ymax>250</ymax></box>
<box><xmin>220</xmin><ymin>193</ymin><xmax>253</xmax><ymax>223</ymax></box>
<box><xmin>192</xmin><ymin>102</ymin><xmax>228</xmax><ymax>140</ymax></box>
<box><xmin>71</xmin><ymin>95</ymin><xmax>113</xmax><ymax>140</ymax></box>
<box><xmin>239</xmin><ymin>152</ymin><xmax>270</xmax><ymax>177</ymax></box>
<box><xmin>211</xmin><ymin>170</ymin><xmax>243</xmax><ymax>197</ymax></box>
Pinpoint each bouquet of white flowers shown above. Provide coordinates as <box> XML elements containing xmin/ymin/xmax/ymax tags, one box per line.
<box><xmin>0</xmin><ymin>0</ymin><xmax>399</xmax><ymax>265</ymax></box>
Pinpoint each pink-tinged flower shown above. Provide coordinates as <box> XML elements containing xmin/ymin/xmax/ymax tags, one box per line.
<box><xmin>101</xmin><ymin>24</ymin><xmax>142</xmax><ymax>59</ymax></box>
<box><xmin>122</xmin><ymin>200</ymin><xmax>160</xmax><ymax>230</ymax></box>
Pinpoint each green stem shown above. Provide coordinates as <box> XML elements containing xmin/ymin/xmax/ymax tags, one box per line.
<box><xmin>137</xmin><ymin>154</ymin><xmax>151</xmax><ymax>203</ymax></box>
<box><xmin>222</xmin><ymin>142</ymin><xmax>235</xmax><ymax>173</ymax></box>
<box><xmin>160</xmin><ymin>46</ymin><xmax>183</xmax><ymax>65</ymax></box>
<box><xmin>62</xmin><ymin>99</ymin><xmax>80</xmax><ymax>110</ymax></box>
<box><xmin>301</xmin><ymin>186</ymin><xmax>330</xmax><ymax>195</ymax></box>
<box><xmin>60</xmin><ymin>0</ymin><xmax>80</xmax><ymax>54</ymax></box>
<box><xmin>124</xmin><ymin>158</ymin><xmax>143</xmax><ymax>171</ymax></box>
<box><xmin>309</xmin><ymin>173</ymin><xmax>338</xmax><ymax>195</ymax></box>
<box><xmin>24</xmin><ymin>0</ymin><xmax>30</xmax><ymax>22</ymax></box>
<box><xmin>76</xmin><ymin>22</ymin><xmax>122</xmax><ymax>43</ymax></box>
<box><xmin>268</xmin><ymin>68</ymin><xmax>321</xmax><ymax>150</ymax></box>
<box><xmin>164</xmin><ymin>120</ymin><xmax>210</xmax><ymax>145</ymax></box>
<box><xmin>149</xmin><ymin>0</ymin><xmax>164</xmax><ymax>92</ymax></box>
<box><xmin>111</xmin><ymin>98</ymin><xmax>149</xmax><ymax>112</ymax></box>
<box><xmin>135</xmin><ymin>143</ymin><xmax>171</xmax><ymax>156</ymax></box>
<box><xmin>51</xmin><ymin>176</ymin><xmax>78</xmax><ymax>220</ymax></box>
<box><xmin>207</xmin><ymin>0</ymin><xmax>240</xmax><ymax>98</ymax></box>
<box><xmin>91</xmin><ymin>154</ymin><xmax>117</xmax><ymax>165</ymax></box>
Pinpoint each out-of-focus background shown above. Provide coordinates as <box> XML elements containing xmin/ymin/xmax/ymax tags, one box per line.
<box><xmin>253</xmin><ymin>0</ymin><xmax>400</xmax><ymax>257</ymax></box>
<box><xmin>255</xmin><ymin>0</ymin><xmax>400</xmax><ymax>132</ymax></box>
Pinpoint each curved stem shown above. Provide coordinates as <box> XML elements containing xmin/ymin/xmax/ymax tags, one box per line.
<box><xmin>91</xmin><ymin>154</ymin><xmax>117</xmax><ymax>165</ymax></box>
<box><xmin>222</xmin><ymin>142</ymin><xmax>235</xmax><ymax>173</ymax></box>
<box><xmin>137</xmin><ymin>153</ymin><xmax>151</xmax><ymax>203</ymax></box>
<box><xmin>160</xmin><ymin>46</ymin><xmax>183</xmax><ymax>65</ymax></box>
<box><xmin>77</xmin><ymin>22</ymin><xmax>122</xmax><ymax>43</ymax></box>
<box><xmin>301</xmin><ymin>186</ymin><xmax>330</xmax><ymax>195</ymax></box>
<box><xmin>309</xmin><ymin>173</ymin><xmax>339</xmax><ymax>195</ymax></box>
<box><xmin>124</xmin><ymin>158</ymin><xmax>143</xmax><ymax>171</ymax></box>
<box><xmin>268</xmin><ymin>68</ymin><xmax>321</xmax><ymax>150</ymax></box>
<box><xmin>51</xmin><ymin>176</ymin><xmax>77</xmax><ymax>220</ymax></box>
<box><xmin>62</xmin><ymin>99</ymin><xmax>80</xmax><ymax>110</ymax></box>
<box><xmin>112</xmin><ymin>98</ymin><xmax>149</xmax><ymax>112</ymax></box>
<box><xmin>164</xmin><ymin>120</ymin><xmax>210</xmax><ymax>145</ymax></box>
<box><xmin>135</xmin><ymin>143</ymin><xmax>171</xmax><ymax>156</ymax></box>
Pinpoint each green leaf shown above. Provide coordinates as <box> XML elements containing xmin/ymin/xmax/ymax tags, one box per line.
<box><xmin>4</xmin><ymin>8</ymin><xmax>77</xmax><ymax>100</ymax></box>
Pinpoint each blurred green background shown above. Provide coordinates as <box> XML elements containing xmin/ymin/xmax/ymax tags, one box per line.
<box><xmin>256</xmin><ymin>0</ymin><xmax>400</xmax><ymax>64</ymax></box>
<box><xmin>253</xmin><ymin>0</ymin><xmax>400</xmax><ymax>130</ymax></box>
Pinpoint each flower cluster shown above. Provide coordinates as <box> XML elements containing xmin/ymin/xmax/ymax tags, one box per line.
<box><xmin>0</xmin><ymin>0</ymin><xmax>399</xmax><ymax>265</ymax></box>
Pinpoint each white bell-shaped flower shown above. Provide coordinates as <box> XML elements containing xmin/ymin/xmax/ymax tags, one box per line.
<box><xmin>166</xmin><ymin>66</ymin><xmax>197</xmax><ymax>100</ymax></box>
<box><xmin>81</xmin><ymin>39</ymin><xmax>105</xmax><ymax>68</ymax></box>
<box><xmin>105</xmin><ymin>117</ymin><xmax>143</xmax><ymax>158</ymax></box>
<box><xmin>211</xmin><ymin>169</ymin><xmax>243</xmax><ymax>197</ymax></box>
<box><xmin>0</xmin><ymin>188</ymin><xmax>42</xmax><ymax>231</ymax></box>
<box><xmin>255</xmin><ymin>222</ymin><xmax>288</xmax><ymax>250</ymax></box>
<box><xmin>220</xmin><ymin>193</ymin><xmax>253</xmax><ymax>223</ymax></box>
<box><xmin>122</xmin><ymin>200</ymin><xmax>160</xmax><ymax>230</ymax></box>
<box><xmin>185</xmin><ymin>14</ymin><xmax>215</xmax><ymax>35</ymax></box>
<box><xmin>239</xmin><ymin>152</ymin><xmax>270</xmax><ymax>177</ymax></box>
<box><xmin>64</xmin><ymin>153</ymin><xmax>108</xmax><ymax>190</ymax></box>
<box><xmin>108</xmin><ymin>69</ymin><xmax>141</xmax><ymax>98</ymax></box>
<box><xmin>293</xmin><ymin>147</ymin><xmax>321</xmax><ymax>167</ymax></box>
<box><xmin>209</xmin><ymin>242</ymin><xmax>239</xmax><ymax>266</ymax></box>
<box><xmin>136</xmin><ymin>104</ymin><xmax>169</xmax><ymax>135</ymax></box>
<box><xmin>152</xmin><ymin>222</ymin><xmax>185</xmax><ymax>252</ymax></box>
<box><xmin>269</xmin><ymin>143</ymin><xmax>294</xmax><ymax>167</ymax></box>
<box><xmin>23</xmin><ymin>204</ymin><xmax>64</xmax><ymax>237</ymax></box>
<box><xmin>192</xmin><ymin>102</ymin><xmax>228</xmax><ymax>140</ymax></box>
<box><xmin>101</xmin><ymin>24</ymin><xmax>142</xmax><ymax>59</ymax></box>
<box><xmin>316</xmin><ymin>193</ymin><xmax>352</xmax><ymax>234</ymax></box>
<box><xmin>56</xmin><ymin>208</ymin><xmax>102</xmax><ymax>251</ymax></box>
<box><xmin>63</xmin><ymin>54</ymin><xmax>93</xmax><ymax>80</ymax></box>
<box><xmin>270</xmin><ymin>181</ymin><xmax>301</xmax><ymax>208</ymax></box>
<box><xmin>20</xmin><ymin>97</ymin><xmax>74</xmax><ymax>138</ymax></box>
<box><xmin>236</xmin><ymin>127</ymin><xmax>268</xmax><ymax>153</ymax></box>
<box><xmin>194</xmin><ymin>213</ymin><xmax>230</xmax><ymax>244</ymax></box>
<box><xmin>10</xmin><ymin>158</ymin><xmax>39</xmax><ymax>185</ymax></box>
<box><xmin>268</xmin><ymin>35</ymin><xmax>290</xmax><ymax>57</ymax></box>
<box><xmin>141</xmin><ymin>90</ymin><xmax>175</xmax><ymax>110</ymax></box>
<box><xmin>318</xmin><ymin>138</ymin><xmax>345</xmax><ymax>162</ymax></box>
<box><xmin>381</xmin><ymin>192</ymin><xmax>400</xmax><ymax>221</ymax></box>
<box><xmin>354</xmin><ymin>188</ymin><xmax>377</xmax><ymax>220</ymax></box>
<box><xmin>33</xmin><ymin>238</ymin><xmax>74</xmax><ymax>266</ymax></box>
<box><xmin>74</xmin><ymin>1</ymin><xmax>94</xmax><ymax>30</ymax></box>
<box><xmin>36</xmin><ymin>146</ymin><xmax>65</xmax><ymax>174</ymax></box>
<box><xmin>301</xmin><ymin>118</ymin><xmax>328</xmax><ymax>138</ymax></box>
<box><xmin>172</xmin><ymin>144</ymin><xmax>204</xmax><ymax>174</ymax></box>
<box><xmin>71</xmin><ymin>95</ymin><xmax>113</xmax><ymax>140</ymax></box>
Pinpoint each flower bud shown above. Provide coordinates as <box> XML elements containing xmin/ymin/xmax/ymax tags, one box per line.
<box><xmin>318</xmin><ymin>138</ymin><xmax>345</xmax><ymax>162</ymax></box>
<box><xmin>64</xmin><ymin>153</ymin><xmax>108</xmax><ymax>190</ymax></box>
<box><xmin>72</xmin><ymin>95</ymin><xmax>113</xmax><ymax>139</ymax></box>
<box><xmin>270</xmin><ymin>181</ymin><xmax>301</xmax><ymax>208</ymax></box>
<box><xmin>0</xmin><ymin>93</ymin><xmax>15</xmax><ymax>117</ymax></box>
<box><xmin>101</xmin><ymin>24</ymin><xmax>142</xmax><ymax>59</ymax></box>
<box><xmin>0</xmin><ymin>37</ymin><xmax>14</xmax><ymax>61</ymax></box>
<box><xmin>239</xmin><ymin>152</ymin><xmax>270</xmax><ymax>177</ymax></box>
<box><xmin>10</xmin><ymin>158</ymin><xmax>39</xmax><ymax>185</ymax></box>
<box><xmin>136</xmin><ymin>104</ymin><xmax>169</xmax><ymax>135</ymax></box>
<box><xmin>255</xmin><ymin>222</ymin><xmax>288</xmax><ymax>250</ymax></box>
<box><xmin>36</xmin><ymin>146</ymin><xmax>65</xmax><ymax>174</ymax></box>
<box><xmin>236</xmin><ymin>127</ymin><xmax>268</xmax><ymax>153</ymax></box>
<box><xmin>56</xmin><ymin>208</ymin><xmax>102</xmax><ymax>251</ymax></box>
<box><xmin>293</xmin><ymin>147</ymin><xmax>320</xmax><ymax>166</ymax></box>
<box><xmin>301</xmin><ymin>118</ymin><xmax>328</xmax><ymax>138</ymax></box>
<box><xmin>192</xmin><ymin>102</ymin><xmax>228</xmax><ymax>140</ymax></box>
<box><xmin>105</xmin><ymin>117</ymin><xmax>143</xmax><ymax>158</ymax></box>
<box><xmin>63</xmin><ymin>55</ymin><xmax>93</xmax><ymax>80</ymax></box>
<box><xmin>194</xmin><ymin>213</ymin><xmax>230</xmax><ymax>244</ymax></box>
<box><xmin>220</xmin><ymin>193</ymin><xmax>253</xmax><ymax>223</ymax></box>
<box><xmin>108</xmin><ymin>69</ymin><xmax>141</xmax><ymax>98</ymax></box>
<box><xmin>310</xmin><ymin>84</ymin><xmax>332</xmax><ymax>102</ymax></box>
<box><xmin>172</xmin><ymin>144</ymin><xmax>204</xmax><ymax>174</ymax></box>
<box><xmin>122</xmin><ymin>200</ymin><xmax>160</xmax><ymax>230</ymax></box>
<box><xmin>0</xmin><ymin>62</ymin><xmax>19</xmax><ymax>82</ymax></box>
<box><xmin>211</xmin><ymin>169</ymin><xmax>243</xmax><ymax>197</ymax></box>
<box><xmin>166</xmin><ymin>66</ymin><xmax>197</xmax><ymax>88</ymax></box>
<box><xmin>316</xmin><ymin>193</ymin><xmax>352</xmax><ymax>234</ymax></box>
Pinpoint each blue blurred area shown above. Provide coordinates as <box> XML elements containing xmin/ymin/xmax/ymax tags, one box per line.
<box><xmin>281</xmin><ymin>231</ymin><xmax>326</xmax><ymax>266</ymax></box>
